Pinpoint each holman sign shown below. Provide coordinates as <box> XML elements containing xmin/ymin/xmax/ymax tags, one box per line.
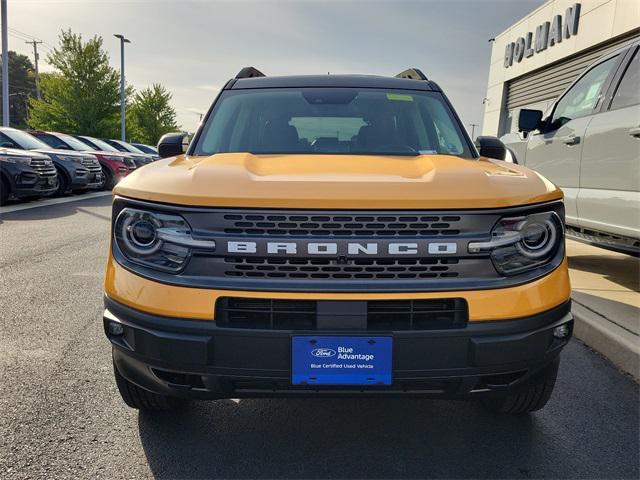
<box><xmin>504</xmin><ymin>3</ymin><xmax>581</xmax><ymax>68</ymax></box>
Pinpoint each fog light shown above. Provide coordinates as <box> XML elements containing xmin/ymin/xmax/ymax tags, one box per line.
<box><xmin>108</xmin><ymin>321</ymin><xmax>124</xmax><ymax>336</ymax></box>
<box><xmin>553</xmin><ymin>324</ymin><xmax>570</xmax><ymax>339</ymax></box>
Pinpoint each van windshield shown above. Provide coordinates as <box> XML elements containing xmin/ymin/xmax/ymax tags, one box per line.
<box><xmin>193</xmin><ymin>88</ymin><xmax>472</xmax><ymax>158</ymax></box>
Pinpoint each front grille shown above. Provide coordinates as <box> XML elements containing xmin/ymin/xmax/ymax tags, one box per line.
<box><xmin>82</xmin><ymin>156</ymin><xmax>101</xmax><ymax>173</ymax></box>
<box><xmin>215</xmin><ymin>297</ymin><xmax>468</xmax><ymax>330</ymax></box>
<box><xmin>166</xmin><ymin>207</ymin><xmax>504</xmax><ymax>290</ymax></box>
<box><xmin>114</xmin><ymin>202</ymin><xmax>525</xmax><ymax>291</ymax></box>
<box><xmin>223</xmin><ymin>256</ymin><xmax>461</xmax><ymax>280</ymax></box>
<box><xmin>30</xmin><ymin>157</ymin><xmax>56</xmax><ymax>177</ymax></box>
<box><xmin>222</xmin><ymin>213</ymin><xmax>463</xmax><ymax>237</ymax></box>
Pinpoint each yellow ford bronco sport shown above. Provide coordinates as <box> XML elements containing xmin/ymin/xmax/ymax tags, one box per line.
<box><xmin>104</xmin><ymin>67</ymin><xmax>572</xmax><ymax>414</ymax></box>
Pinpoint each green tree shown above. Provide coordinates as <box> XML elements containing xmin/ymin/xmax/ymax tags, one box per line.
<box><xmin>128</xmin><ymin>84</ymin><xmax>179</xmax><ymax>145</ymax></box>
<box><xmin>0</xmin><ymin>51</ymin><xmax>37</xmax><ymax>128</ymax></box>
<box><xmin>28</xmin><ymin>29</ymin><xmax>122</xmax><ymax>137</ymax></box>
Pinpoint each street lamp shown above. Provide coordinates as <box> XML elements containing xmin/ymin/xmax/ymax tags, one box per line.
<box><xmin>2</xmin><ymin>0</ymin><xmax>9</xmax><ymax>127</ymax></box>
<box><xmin>114</xmin><ymin>34</ymin><xmax>131</xmax><ymax>141</ymax></box>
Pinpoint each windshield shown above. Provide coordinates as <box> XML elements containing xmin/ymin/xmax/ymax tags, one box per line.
<box><xmin>2</xmin><ymin>129</ymin><xmax>52</xmax><ymax>150</ymax></box>
<box><xmin>133</xmin><ymin>143</ymin><xmax>157</xmax><ymax>154</ymax></box>
<box><xmin>80</xmin><ymin>136</ymin><xmax>120</xmax><ymax>152</ymax></box>
<box><xmin>193</xmin><ymin>88</ymin><xmax>472</xmax><ymax>157</ymax></box>
<box><xmin>59</xmin><ymin>134</ymin><xmax>95</xmax><ymax>151</ymax></box>
<box><xmin>113</xmin><ymin>140</ymin><xmax>145</xmax><ymax>154</ymax></box>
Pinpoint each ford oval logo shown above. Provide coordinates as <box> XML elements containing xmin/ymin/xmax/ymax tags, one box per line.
<box><xmin>311</xmin><ymin>348</ymin><xmax>336</xmax><ymax>358</ymax></box>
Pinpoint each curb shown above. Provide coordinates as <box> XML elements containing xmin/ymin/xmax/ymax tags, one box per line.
<box><xmin>572</xmin><ymin>300</ymin><xmax>639</xmax><ymax>381</ymax></box>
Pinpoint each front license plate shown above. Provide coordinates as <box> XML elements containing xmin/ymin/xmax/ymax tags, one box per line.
<box><xmin>291</xmin><ymin>336</ymin><xmax>392</xmax><ymax>386</ymax></box>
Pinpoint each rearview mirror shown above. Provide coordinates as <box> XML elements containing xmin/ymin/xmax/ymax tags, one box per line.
<box><xmin>518</xmin><ymin>109</ymin><xmax>543</xmax><ymax>133</ymax></box>
<box><xmin>475</xmin><ymin>136</ymin><xmax>507</xmax><ymax>160</ymax></box>
<box><xmin>157</xmin><ymin>132</ymin><xmax>189</xmax><ymax>158</ymax></box>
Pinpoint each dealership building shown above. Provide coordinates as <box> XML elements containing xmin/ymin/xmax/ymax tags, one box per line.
<box><xmin>482</xmin><ymin>0</ymin><xmax>640</xmax><ymax>136</ymax></box>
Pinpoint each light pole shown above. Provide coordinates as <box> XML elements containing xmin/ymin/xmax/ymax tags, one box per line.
<box><xmin>114</xmin><ymin>34</ymin><xmax>131</xmax><ymax>141</ymax></box>
<box><xmin>469</xmin><ymin>123</ymin><xmax>479</xmax><ymax>140</ymax></box>
<box><xmin>1</xmin><ymin>0</ymin><xmax>9</xmax><ymax>127</ymax></box>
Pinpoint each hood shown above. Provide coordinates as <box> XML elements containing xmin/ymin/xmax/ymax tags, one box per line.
<box><xmin>113</xmin><ymin>153</ymin><xmax>562</xmax><ymax>209</ymax></box>
<box><xmin>33</xmin><ymin>148</ymin><xmax>88</xmax><ymax>158</ymax></box>
<box><xmin>0</xmin><ymin>147</ymin><xmax>42</xmax><ymax>158</ymax></box>
<box><xmin>84</xmin><ymin>149</ymin><xmax>128</xmax><ymax>157</ymax></box>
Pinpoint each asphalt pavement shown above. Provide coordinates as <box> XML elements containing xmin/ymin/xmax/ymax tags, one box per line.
<box><xmin>0</xmin><ymin>194</ymin><xmax>638</xmax><ymax>479</ymax></box>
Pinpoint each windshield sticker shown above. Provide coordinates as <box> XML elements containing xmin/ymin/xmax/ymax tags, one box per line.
<box><xmin>418</xmin><ymin>150</ymin><xmax>438</xmax><ymax>155</ymax></box>
<box><xmin>386</xmin><ymin>93</ymin><xmax>413</xmax><ymax>102</ymax></box>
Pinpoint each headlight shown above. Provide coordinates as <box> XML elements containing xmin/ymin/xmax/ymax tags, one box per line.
<box><xmin>0</xmin><ymin>155</ymin><xmax>32</xmax><ymax>165</ymax></box>
<box><xmin>114</xmin><ymin>208</ymin><xmax>216</xmax><ymax>273</ymax></box>
<box><xmin>469</xmin><ymin>211</ymin><xmax>563</xmax><ymax>275</ymax></box>
<box><xmin>56</xmin><ymin>154</ymin><xmax>83</xmax><ymax>163</ymax></box>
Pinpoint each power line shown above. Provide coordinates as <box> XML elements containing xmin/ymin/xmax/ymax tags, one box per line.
<box><xmin>0</xmin><ymin>82</ymin><xmax>35</xmax><ymax>93</ymax></box>
<box><xmin>8</xmin><ymin>27</ymin><xmax>41</xmax><ymax>42</ymax></box>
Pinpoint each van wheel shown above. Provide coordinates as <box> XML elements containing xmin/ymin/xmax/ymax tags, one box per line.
<box><xmin>113</xmin><ymin>362</ymin><xmax>187</xmax><ymax>411</ymax></box>
<box><xmin>0</xmin><ymin>177</ymin><xmax>10</xmax><ymax>205</ymax></box>
<box><xmin>481</xmin><ymin>359</ymin><xmax>559</xmax><ymax>414</ymax></box>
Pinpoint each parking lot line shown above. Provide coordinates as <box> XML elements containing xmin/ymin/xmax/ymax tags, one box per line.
<box><xmin>0</xmin><ymin>191</ymin><xmax>112</xmax><ymax>214</ymax></box>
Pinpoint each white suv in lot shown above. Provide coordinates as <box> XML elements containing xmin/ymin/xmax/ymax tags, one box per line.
<box><xmin>503</xmin><ymin>41</ymin><xmax>639</xmax><ymax>255</ymax></box>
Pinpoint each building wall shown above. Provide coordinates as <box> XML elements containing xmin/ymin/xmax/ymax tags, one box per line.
<box><xmin>482</xmin><ymin>0</ymin><xmax>640</xmax><ymax>136</ymax></box>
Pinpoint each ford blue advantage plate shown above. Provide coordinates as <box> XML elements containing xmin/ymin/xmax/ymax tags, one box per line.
<box><xmin>291</xmin><ymin>336</ymin><xmax>392</xmax><ymax>385</ymax></box>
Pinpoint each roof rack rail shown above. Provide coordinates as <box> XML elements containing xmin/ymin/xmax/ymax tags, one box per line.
<box><xmin>235</xmin><ymin>67</ymin><xmax>266</xmax><ymax>79</ymax></box>
<box><xmin>394</xmin><ymin>68</ymin><xmax>428</xmax><ymax>81</ymax></box>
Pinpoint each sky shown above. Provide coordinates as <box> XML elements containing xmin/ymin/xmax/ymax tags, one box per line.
<box><xmin>8</xmin><ymin>0</ymin><xmax>544</xmax><ymax>135</ymax></box>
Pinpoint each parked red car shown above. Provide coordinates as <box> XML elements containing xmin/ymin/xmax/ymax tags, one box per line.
<box><xmin>29</xmin><ymin>130</ymin><xmax>136</xmax><ymax>190</ymax></box>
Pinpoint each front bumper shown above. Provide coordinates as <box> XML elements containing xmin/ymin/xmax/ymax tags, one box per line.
<box><xmin>105</xmin><ymin>296</ymin><xmax>572</xmax><ymax>399</ymax></box>
<box><xmin>9</xmin><ymin>169</ymin><xmax>58</xmax><ymax>198</ymax></box>
<box><xmin>85</xmin><ymin>171</ymin><xmax>104</xmax><ymax>189</ymax></box>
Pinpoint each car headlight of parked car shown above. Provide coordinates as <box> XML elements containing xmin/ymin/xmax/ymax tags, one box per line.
<box><xmin>103</xmin><ymin>155</ymin><xmax>125</xmax><ymax>162</ymax></box>
<box><xmin>0</xmin><ymin>154</ymin><xmax>32</xmax><ymax>165</ymax></box>
<box><xmin>55</xmin><ymin>154</ymin><xmax>83</xmax><ymax>163</ymax></box>
<box><xmin>469</xmin><ymin>211</ymin><xmax>564</xmax><ymax>275</ymax></box>
<box><xmin>114</xmin><ymin>207</ymin><xmax>216</xmax><ymax>273</ymax></box>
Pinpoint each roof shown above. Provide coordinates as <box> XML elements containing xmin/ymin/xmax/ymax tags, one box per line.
<box><xmin>229</xmin><ymin>74</ymin><xmax>441</xmax><ymax>91</ymax></box>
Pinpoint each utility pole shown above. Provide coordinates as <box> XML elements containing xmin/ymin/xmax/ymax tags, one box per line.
<box><xmin>1</xmin><ymin>0</ymin><xmax>9</xmax><ymax>126</ymax></box>
<box><xmin>26</xmin><ymin>40</ymin><xmax>42</xmax><ymax>100</ymax></box>
<box><xmin>469</xmin><ymin>123</ymin><xmax>479</xmax><ymax>139</ymax></box>
<box><xmin>114</xmin><ymin>34</ymin><xmax>131</xmax><ymax>141</ymax></box>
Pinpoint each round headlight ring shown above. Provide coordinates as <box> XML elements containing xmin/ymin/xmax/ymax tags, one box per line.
<box><xmin>121</xmin><ymin>212</ymin><xmax>163</xmax><ymax>255</ymax></box>
<box><xmin>515</xmin><ymin>217</ymin><xmax>559</xmax><ymax>259</ymax></box>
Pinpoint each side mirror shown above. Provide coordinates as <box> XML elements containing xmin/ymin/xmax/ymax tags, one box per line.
<box><xmin>518</xmin><ymin>109</ymin><xmax>544</xmax><ymax>133</ymax></box>
<box><xmin>475</xmin><ymin>136</ymin><xmax>507</xmax><ymax>160</ymax></box>
<box><xmin>157</xmin><ymin>132</ymin><xmax>189</xmax><ymax>158</ymax></box>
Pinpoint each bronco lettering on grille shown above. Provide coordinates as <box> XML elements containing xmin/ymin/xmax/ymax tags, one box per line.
<box><xmin>227</xmin><ymin>241</ymin><xmax>457</xmax><ymax>255</ymax></box>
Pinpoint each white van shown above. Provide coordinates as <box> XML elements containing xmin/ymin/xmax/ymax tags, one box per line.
<box><xmin>503</xmin><ymin>41</ymin><xmax>639</xmax><ymax>255</ymax></box>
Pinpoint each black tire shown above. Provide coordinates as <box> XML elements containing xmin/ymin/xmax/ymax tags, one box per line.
<box><xmin>0</xmin><ymin>177</ymin><xmax>10</xmax><ymax>205</ymax></box>
<box><xmin>481</xmin><ymin>359</ymin><xmax>559</xmax><ymax>414</ymax></box>
<box><xmin>55</xmin><ymin>169</ymin><xmax>69</xmax><ymax>196</ymax></box>
<box><xmin>113</xmin><ymin>362</ymin><xmax>186</xmax><ymax>411</ymax></box>
<box><xmin>100</xmin><ymin>165</ymin><xmax>114</xmax><ymax>191</ymax></box>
